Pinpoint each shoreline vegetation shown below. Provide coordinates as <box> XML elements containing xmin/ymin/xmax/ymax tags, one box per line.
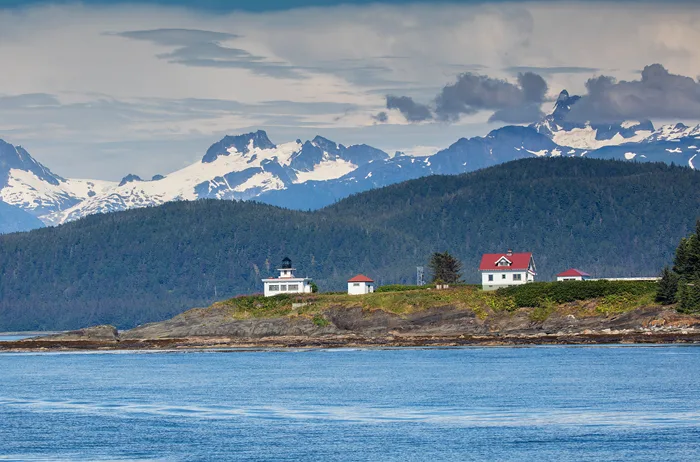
<box><xmin>4</xmin><ymin>281</ymin><xmax>700</xmax><ymax>352</ymax></box>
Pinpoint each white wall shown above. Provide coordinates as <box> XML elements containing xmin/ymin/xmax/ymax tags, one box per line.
<box><xmin>557</xmin><ymin>276</ymin><xmax>583</xmax><ymax>281</ymax></box>
<box><xmin>348</xmin><ymin>281</ymin><xmax>374</xmax><ymax>295</ymax></box>
<box><xmin>263</xmin><ymin>279</ymin><xmax>312</xmax><ymax>297</ymax></box>
<box><xmin>481</xmin><ymin>271</ymin><xmax>530</xmax><ymax>291</ymax></box>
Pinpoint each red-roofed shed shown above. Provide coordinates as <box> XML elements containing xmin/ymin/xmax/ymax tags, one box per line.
<box><xmin>557</xmin><ymin>268</ymin><xmax>591</xmax><ymax>281</ymax></box>
<box><xmin>348</xmin><ymin>274</ymin><xmax>375</xmax><ymax>295</ymax></box>
<box><xmin>348</xmin><ymin>274</ymin><xmax>374</xmax><ymax>283</ymax></box>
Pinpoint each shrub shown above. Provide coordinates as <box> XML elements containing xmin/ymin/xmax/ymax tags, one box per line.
<box><xmin>312</xmin><ymin>314</ymin><xmax>330</xmax><ymax>327</ymax></box>
<box><xmin>497</xmin><ymin>280</ymin><xmax>657</xmax><ymax>308</ymax></box>
<box><xmin>376</xmin><ymin>284</ymin><xmax>433</xmax><ymax>293</ymax></box>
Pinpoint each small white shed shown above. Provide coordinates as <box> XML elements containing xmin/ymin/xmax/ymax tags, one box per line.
<box><xmin>347</xmin><ymin>274</ymin><xmax>375</xmax><ymax>295</ymax></box>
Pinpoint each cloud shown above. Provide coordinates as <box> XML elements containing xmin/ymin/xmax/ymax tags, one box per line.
<box><xmin>386</xmin><ymin>95</ymin><xmax>433</xmax><ymax>122</ymax></box>
<box><xmin>0</xmin><ymin>93</ymin><xmax>60</xmax><ymax>109</ymax></box>
<box><xmin>505</xmin><ymin>66</ymin><xmax>600</xmax><ymax>75</ymax></box>
<box><xmin>113</xmin><ymin>28</ymin><xmax>304</xmax><ymax>79</ymax></box>
<box><xmin>3</xmin><ymin>2</ymin><xmax>700</xmax><ymax>180</ymax></box>
<box><xmin>384</xmin><ymin>71</ymin><xmax>548</xmax><ymax>123</ymax></box>
<box><xmin>372</xmin><ymin>111</ymin><xmax>388</xmax><ymax>123</ymax></box>
<box><xmin>488</xmin><ymin>104</ymin><xmax>545</xmax><ymax>124</ymax></box>
<box><xmin>566</xmin><ymin>64</ymin><xmax>700</xmax><ymax>122</ymax></box>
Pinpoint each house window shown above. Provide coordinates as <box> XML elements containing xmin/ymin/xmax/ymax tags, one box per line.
<box><xmin>488</xmin><ymin>275</ymin><xmax>494</xmax><ymax>282</ymax></box>
<box><xmin>269</xmin><ymin>285</ymin><xmax>279</xmax><ymax>291</ymax></box>
<box><xmin>288</xmin><ymin>284</ymin><xmax>299</xmax><ymax>291</ymax></box>
<box><xmin>513</xmin><ymin>274</ymin><xmax>522</xmax><ymax>281</ymax></box>
<box><xmin>353</xmin><ymin>283</ymin><xmax>360</xmax><ymax>287</ymax></box>
<box><xmin>280</xmin><ymin>285</ymin><xmax>287</xmax><ymax>291</ymax></box>
<box><xmin>502</xmin><ymin>274</ymin><xmax>507</xmax><ymax>280</ymax></box>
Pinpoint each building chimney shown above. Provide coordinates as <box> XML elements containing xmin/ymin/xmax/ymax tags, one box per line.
<box><xmin>507</xmin><ymin>249</ymin><xmax>513</xmax><ymax>256</ymax></box>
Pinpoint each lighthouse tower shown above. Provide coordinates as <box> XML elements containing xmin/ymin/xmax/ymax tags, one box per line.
<box><xmin>262</xmin><ymin>257</ymin><xmax>313</xmax><ymax>297</ymax></box>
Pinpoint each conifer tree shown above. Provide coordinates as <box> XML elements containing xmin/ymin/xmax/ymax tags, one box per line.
<box><xmin>678</xmin><ymin>276</ymin><xmax>700</xmax><ymax>314</ymax></box>
<box><xmin>428</xmin><ymin>251</ymin><xmax>463</xmax><ymax>284</ymax></box>
<box><xmin>656</xmin><ymin>266</ymin><xmax>679</xmax><ymax>305</ymax></box>
<box><xmin>675</xmin><ymin>220</ymin><xmax>700</xmax><ymax>279</ymax></box>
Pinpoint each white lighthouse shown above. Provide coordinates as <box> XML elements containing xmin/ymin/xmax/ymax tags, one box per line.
<box><xmin>262</xmin><ymin>257</ymin><xmax>313</xmax><ymax>297</ymax></box>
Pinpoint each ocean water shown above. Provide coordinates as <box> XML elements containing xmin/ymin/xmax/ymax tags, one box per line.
<box><xmin>1</xmin><ymin>346</ymin><xmax>700</xmax><ymax>461</ymax></box>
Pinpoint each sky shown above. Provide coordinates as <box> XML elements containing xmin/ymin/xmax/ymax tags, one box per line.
<box><xmin>1</xmin><ymin>0</ymin><xmax>700</xmax><ymax>180</ymax></box>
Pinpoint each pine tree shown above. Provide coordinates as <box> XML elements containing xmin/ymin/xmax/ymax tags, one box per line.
<box><xmin>656</xmin><ymin>266</ymin><xmax>679</xmax><ymax>305</ymax></box>
<box><xmin>678</xmin><ymin>277</ymin><xmax>700</xmax><ymax>314</ymax></box>
<box><xmin>675</xmin><ymin>220</ymin><xmax>700</xmax><ymax>279</ymax></box>
<box><xmin>428</xmin><ymin>251</ymin><xmax>463</xmax><ymax>284</ymax></box>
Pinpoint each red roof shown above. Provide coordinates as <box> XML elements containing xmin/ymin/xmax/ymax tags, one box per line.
<box><xmin>557</xmin><ymin>268</ymin><xmax>590</xmax><ymax>277</ymax></box>
<box><xmin>348</xmin><ymin>274</ymin><xmax>374</xmax><ymax>283</ymax></box>
<box><xmin>479</xmin><ymin>252</ymin><xmax>533</xmax><ymax>271</ymax></box>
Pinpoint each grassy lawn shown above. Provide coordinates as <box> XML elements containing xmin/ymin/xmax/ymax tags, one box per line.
<box><xmin>208</xmin><ymin>281</ymin><xmax>660</xmax><ymax>322</ymax></box>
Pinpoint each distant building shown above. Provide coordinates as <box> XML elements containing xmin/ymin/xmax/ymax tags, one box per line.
<box><xmin>479</xmin><ymin>250</ymin><xmax>536</xmax><ymax>291</ymax></box>
<box><xmin>557</xmin><ymin>268</ymin><xmax>591</xmax><ymax>281</ymax></box>
<box><xmin>262</xmin><ymin>257</ymin><xmax>313</xmax><ymax>297</ymax></box>
<box><xmin>347</xmin><ymin>274</ymin><xmax>375</xmax><ymax>295</ymax></box>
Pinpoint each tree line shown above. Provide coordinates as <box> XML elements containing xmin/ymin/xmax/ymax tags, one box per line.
<box><xmin>656</xmin><ymin>220</ymin><xmax>700</xmax><ymax>312</ymax></box>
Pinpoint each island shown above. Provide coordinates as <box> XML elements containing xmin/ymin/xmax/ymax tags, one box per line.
<box><xmin>3</xmin><ymin>281</ymin><xmax>700</xmax><ymax>351</ymax></box>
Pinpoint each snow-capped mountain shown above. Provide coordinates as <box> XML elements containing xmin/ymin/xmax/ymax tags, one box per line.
<box><xmin>531</xmin><ymin>90</ymin><xmax>655</xmax><ymax>149</ymax></box>
<box><xmin>41</xmin><ymin>131</ymin><xmax>388</xmax><ymax>224</ymax></box>
<box><xmin>0</xmin><ymin>88</ymin><xmax>698</xmax><ymax>230</ymax></box>
<box><xmin>0</xmin><ymin>139</ymin><xmax>115</xmax><ymax>221</ymax></box>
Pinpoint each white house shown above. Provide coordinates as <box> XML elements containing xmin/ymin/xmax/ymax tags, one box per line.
<box><xmin>262</xmin><ymin>257</ymin><xmax>313</xmax><ymax>297</ymax></box>
<box><xmin>347</xmin><ymin>274</ymin><xmax>375</xmax><ymax>295</ymax></box>
<box><xmin>557</xmin><ymin>268</ymin><xmax>591</xmax><ymax>281</ymax></box>
<box><xmin>479</xmin><ymin>250</ymin><xmax>536</xmax><ymax>291</ymax></box>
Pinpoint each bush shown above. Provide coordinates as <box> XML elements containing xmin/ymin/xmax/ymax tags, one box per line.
<box><xmin>312</xmin><ymin>314</ymin><xmax>330</xmax><ymax>327</ymax></box>
<box><xmin>375</xmin><ymin>284</ymin><xmax>433</xmax><ymax>293</ymax></box>
<box><xmin>497</xmin><ymin>280</ymin><xmax>657</xmax><ymax>308</ymax></box>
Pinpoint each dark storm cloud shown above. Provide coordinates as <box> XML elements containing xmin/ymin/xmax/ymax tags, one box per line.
<box><xmin>382</xmin><ymin>71</ymin><xmax>548</xmax><ymax>124</ymax></box>
<box><xmin>112</xmin><ymin>28</ymin><xmax>304</xmax><ymax>79</ymax></box>
<box><xmin>567</xmin><ymin>64</ymin><xmax>700</xmax><ymax>122</ymax></box>
<box><xmin>386</xmin><ymin>95</ymin><xmax>433</xmax><ymax>122</ymax></box>
<box><xmin>372</xmin><ymin>111</ymin><xmax>388</xmax><ymax>123</ymax></box>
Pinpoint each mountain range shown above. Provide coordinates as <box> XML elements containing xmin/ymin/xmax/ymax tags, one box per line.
<box><xmin>0</xmin><ymin>90</ymin><xmax>699</xmax><ymax>231</ymax></box>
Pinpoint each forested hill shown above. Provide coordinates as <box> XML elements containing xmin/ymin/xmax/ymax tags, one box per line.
<box><xmin>1</xmin><ymin>157</ymin><xmax>698</xmax><ymax>331</ymax></box>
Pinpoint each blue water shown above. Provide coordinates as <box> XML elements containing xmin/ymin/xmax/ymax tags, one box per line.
<box><xmin>1</xmin><ymin>346</ymin><xmax>700</xmax><ymax>461</ymax></box>
<box><xmin>0</xmin><ymin>334</ymin><xmax>55</xmax><ymax>342</ymax></box>
<box><xmin>0</xmin><ymin>336</ymin><xmax>32</xmax><ymax>342</ymax></box>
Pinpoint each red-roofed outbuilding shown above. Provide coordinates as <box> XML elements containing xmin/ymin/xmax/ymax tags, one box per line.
<box><xmin>479</xmin><ymin>250</ymin><xmax>536</xmax><ymax>291</ymax></box>
<box><xmin>348</xmin><ymin>274</ymin><xmax>375</xmax><ymax>295</ymax></box>
<box><xmin>557</xmin><ymin>269</ymin><xmax>591</xmax><ymax>281</ymax></box>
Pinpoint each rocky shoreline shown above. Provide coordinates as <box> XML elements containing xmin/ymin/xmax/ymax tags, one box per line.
<box><xmin>3</xmin><ymin>303</ymin><xmax>700</xmax><ymax>352</ymax></box>
<box><xmin>2</xmin><ymin>332</ymin><xmax>700</xmax><ymax>352</ymax></box>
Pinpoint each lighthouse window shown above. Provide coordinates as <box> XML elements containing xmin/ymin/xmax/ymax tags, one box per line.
<box><xmin>288</xmin><ymin>284</ymin><xmax>299</xmax><ymax>291</ymax></box>
<box><xmin>280</xmin><ymin>285</ymin><xmax>287</xmax><ymax>291</ymax></box>
<box><xmin>269</xmin><ymin>285</ymin><xmax>279</xmax><ymax>292</ymax></box>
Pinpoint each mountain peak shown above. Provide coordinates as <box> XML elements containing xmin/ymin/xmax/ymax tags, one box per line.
<box><xmin>0</xmin><ymin>139</ymin><xmax>63</xmax><ymax>186</ymax></box>
<box><xmin>311</xmin><ymin>135</ymin><xmax>342</xmax><ymax>155</ymax></box>
<box><xmin>202</xmin><ymin>130</ymin><xmax>276</xmax><ymax>163</ymax></box>
<box><xmin>118</xmin><ymin>174</ymin><xmax>143</xmax><ymax>187</ymax></box>
<box><xmin>552</xmin><ymin>89</ymin><xmax>581</xmax><ymax>121</ymax></box>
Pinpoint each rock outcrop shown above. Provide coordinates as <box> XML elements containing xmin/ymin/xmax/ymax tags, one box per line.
<box><xmin>32</xmin><ymin>325</ymin><xmax>120</xmax><ymax>342</ymax></box>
